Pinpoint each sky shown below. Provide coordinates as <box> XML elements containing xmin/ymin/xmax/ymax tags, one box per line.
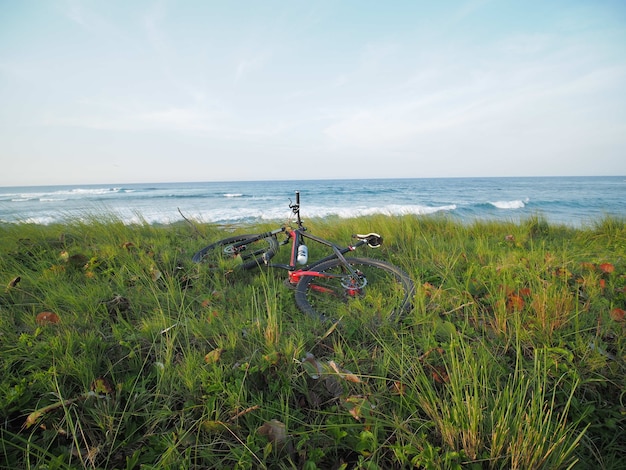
<box><xmin>1</xmin><ymin>0</ymin><xmax>625</xmax><ymax>186</ymax></box>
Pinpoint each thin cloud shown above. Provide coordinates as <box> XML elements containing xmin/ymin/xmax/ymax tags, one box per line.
<box><xmin>45</xmin><ymin>107</ymin><xmax>217</xmax><ymax>132</ymax></box>
<box><xmin>64</xmin><ymin>0</ymin><xmax>87</xmax><ymax>27</ymax></box>
<box><xmin>143</xmin><ymin>0</ymin><xmax>169</xmax><ymax>55</ymax></box>
<box><xmin>235</xmin><ymin>52</ymin><xmax>270</xmax><ymax>82</ymax></box>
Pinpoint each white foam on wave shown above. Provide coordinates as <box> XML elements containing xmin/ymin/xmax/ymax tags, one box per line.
<box><xmin>67</xmin><ymin>187</ymin><xmax>122</xmax><ymax>195</ymax></box>
<box><xmin>21</xmin><ymin>215</ymin><xmax>60</xmax><ymax>224</ymax></box>
<box><xmin>223</xmin><ymin>193</ymin><xmax>244</xmax><ymax>198</ymax></box>
<box><xmin>490</xmin><ymin>198</ymin><xmax>528</xmax><ymax>209</ymax></box>
<box><xmin>6</xmin><ymin>187</ymin><xmax>122</xmax><ymax>201</ymax></box>
<box><xmin>252</xmin><ymin>204</ymin><xmax>457</xmax><ymax>221</ymax></box>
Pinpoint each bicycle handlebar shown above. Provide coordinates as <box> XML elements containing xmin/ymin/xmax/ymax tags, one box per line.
<box><xmin>289</xmin><ymin>191</ymin><xmax>303</xmax><ymax>226</ymax></box>
<box><xmin>354</xmin><ymin>233</ymin><xmax>383</xmax><ymax>248</ymax></box>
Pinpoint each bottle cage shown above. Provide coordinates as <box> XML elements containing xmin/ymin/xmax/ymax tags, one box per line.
<box><xmin>355</xmin><ymin>233</ymin><xmax>383</xmax><ymax>248</ymax></box>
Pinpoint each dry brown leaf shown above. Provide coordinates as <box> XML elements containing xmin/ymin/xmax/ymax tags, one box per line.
<box><xmin>431</xmin><ymin>365</ymin><xmax>449</xmax><ymax>384</ymax></box>
<box><xmin>506</xmin><ymin>294</ymin><xmax>525</xmax><ymax>312</ymax></box>
<box><xmin>328</xmin><ymin>360</ymin><xmax>342</xmax><ymax>375</ymax></box>
<box><xmin>328</xmin><ymin>360</ymin><xmax>362</xmax><ymax>383</ymax></box>
<box><xmin>391</xmin><ymin>381</ymin><xmax>405</xmax><ymax>396</ymax></box>
<box><xmin>599</xmin><ymin>263</ymin><xmax>615</xmax><ymax>274</ymax></box>
<box><xmin>36</xmin><ymin>311</ymin><xmax>60</xmax><ymax>325</ymax></box>
<box><xmin>610</xmin><ymin>308</ymin><xmax>625</xmax><ymax>322</ymax></box>
<box><xmin>343</xmin><ymin>372</ymin><xmax>362</xmax><ymax>383</ymax></box>
<box><xmin>204</xmin><ymin>348</ymin><xmax>224</xmax><ymax>364</ymax></box>
<box><xmin>345</xmin><ymin>395</ymin><xmax>372</xmax><ymax>421</ymax></box>
<box><xmin>90</xmin><ymin>377</ymin><xmax>114</xmax><ymax>395</ymax></box>
<box><xmin>150</xmin><ymin>267</ymin><xmax>162</xmax><ymax>282</ymax></box>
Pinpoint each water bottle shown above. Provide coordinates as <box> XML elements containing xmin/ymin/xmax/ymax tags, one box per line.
<box><xmin>297</xmin><ymin>244</ymin><xmax>308</xmax><ymax>265</ymax></box>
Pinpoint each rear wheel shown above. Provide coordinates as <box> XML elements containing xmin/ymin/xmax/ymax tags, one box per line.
<box><xmin>192</xmin><ymin>234</ymin><xmax>278</xmax><ymax>270</ymax></box>
<box><xmin>294</xmin><ymin>257</ymin><xmax>415</xmax><ymax>322</ymax></box>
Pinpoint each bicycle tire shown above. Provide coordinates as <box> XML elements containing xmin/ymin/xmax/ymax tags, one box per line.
<box><xmin>192</xmin><ymin>234</ymin><xmax>279</xmax><ymax>270</ymax></box>
<box><xmin>294</xmin><ymin>257</ymin><xmax>415</xmax><ymax>322</ymax></box>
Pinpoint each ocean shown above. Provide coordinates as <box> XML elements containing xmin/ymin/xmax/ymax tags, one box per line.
<box><xmin>0</xmin><ymin>177</ymin><xmax>624</xmax><ymax>227</ymax></box>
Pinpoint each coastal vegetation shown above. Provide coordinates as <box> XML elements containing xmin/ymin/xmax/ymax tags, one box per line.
<box><xmin>1</xmin><ymin>214</ymin><xmax>624</xmax><ymax>469</ymax></box>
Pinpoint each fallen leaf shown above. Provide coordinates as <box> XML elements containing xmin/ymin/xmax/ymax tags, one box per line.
<box><xmin>431</xmin><ymin>366</ymin><xmax>449</xmax><ymax>384</ymax></box>
<box><xmin>90</xmin><ymin>377</ymin><xmax>114</xmax><ymax>395</ymax></box>
<box><xmin>507</xmin><ymin>294</ymin><xmax>525</xmax><ymax>312</ymax></box>
<box><xmin>328</xmin><ymin>360</ymin><xmax>342</xmax><ymax>375</ymax></box>
<box><xmin>263</xmin><ymin>351</ymin><xmax>283</xmax><ymax>366</ymax></box>
<box><xmin>122</xmin><ymin>242</ymin><xmax>134</xmax><ymax>249</ymax></box>
<box><xmin>257</xmin><ymin>419</ymin><xmax>287</xmax><ymax>444</ymax></box>
<box><xmin>204</xmin><ymin>348</ymin><xmax>223</xmax><ymax>364</ymax></box>
<box><xmin>36</xmin><ymin>311</ymin><xmax>60</xmax><ymax>325</ymax></box>
<box><xmin>150</xmin><ymin>267</ymin><xmax>162</xmax><ymax>282</ymax></box>
<box><xmin>599</xmin><ymin>263</ymin><xmax>615</xmax><ymax>274</ymax></box>
<box><xmin>349</xmin><ymin>404</ymin><xmax>362</xmax><ymax>421</ymax></box>
<box><xmin>610</xmin><ymin>308</ymin><xmax>625</xmax><ymax>322</ymax></box>
<box><xmin>344</xmin><ymin>396</ymin><xmax>375</xmax><ymax>421</ymax></box>
<box><xmin>391</xmin><ymin>381</ymin><xmax>405</xmax><ymax>396</ymax></box>
<box><xmin>343</xmin><ymin>372</ymin><xmax>362</xmax><ymax>383</ymax></box>
<box><xmin>423</xmin><ymin>282</ymin><xmax>435</xmax><ymax>297</ymax></box>
<box><xmin>328</xmin><ymin>360</ymin><xmax>362</xmax><ymax>383</ymax></box>
<box><xmin>555</xmin><ymin>267</ymin><xmax>572</xmax><ymax>278</ymax></box>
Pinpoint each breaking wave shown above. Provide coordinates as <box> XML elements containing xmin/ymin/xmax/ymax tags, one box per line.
<box><xmin>489</xmin><ymin>198</ymin><xmax>529</xmax><ymax>209</ymax></box>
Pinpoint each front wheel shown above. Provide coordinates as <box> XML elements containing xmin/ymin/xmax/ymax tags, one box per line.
<box><xmin>192</xmin><ymin>234</ymin><xmax>278</xmax><ymax>270</ymax></box>
<box><xmin>294</xmin><ymin>257</ymin><xmax>415</xmax><ymax>322</ymax></box>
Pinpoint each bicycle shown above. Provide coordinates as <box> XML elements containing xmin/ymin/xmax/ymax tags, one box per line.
<box><xmin>192</xmin><ymin>191</ymin><xmax>415</xmax><ymax>322</ymax></box>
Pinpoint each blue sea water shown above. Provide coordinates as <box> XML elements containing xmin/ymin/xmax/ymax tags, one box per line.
<box><xmin>0</xmin><ymin>177</ymin><xmax>624</xmax><ymax>227</ymax></box>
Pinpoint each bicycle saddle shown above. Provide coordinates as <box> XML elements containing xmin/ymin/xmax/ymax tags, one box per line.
<box><xmin>355</xmin><ymin>233</ymin><xmax>383</xmax><ymax>248</ymax></box>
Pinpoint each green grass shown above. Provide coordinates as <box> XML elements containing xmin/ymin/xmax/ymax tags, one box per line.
<box><xmin>1</xmin><ymin>214</ymin><xmax>625</xmax><ymax>469</ymax></box>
